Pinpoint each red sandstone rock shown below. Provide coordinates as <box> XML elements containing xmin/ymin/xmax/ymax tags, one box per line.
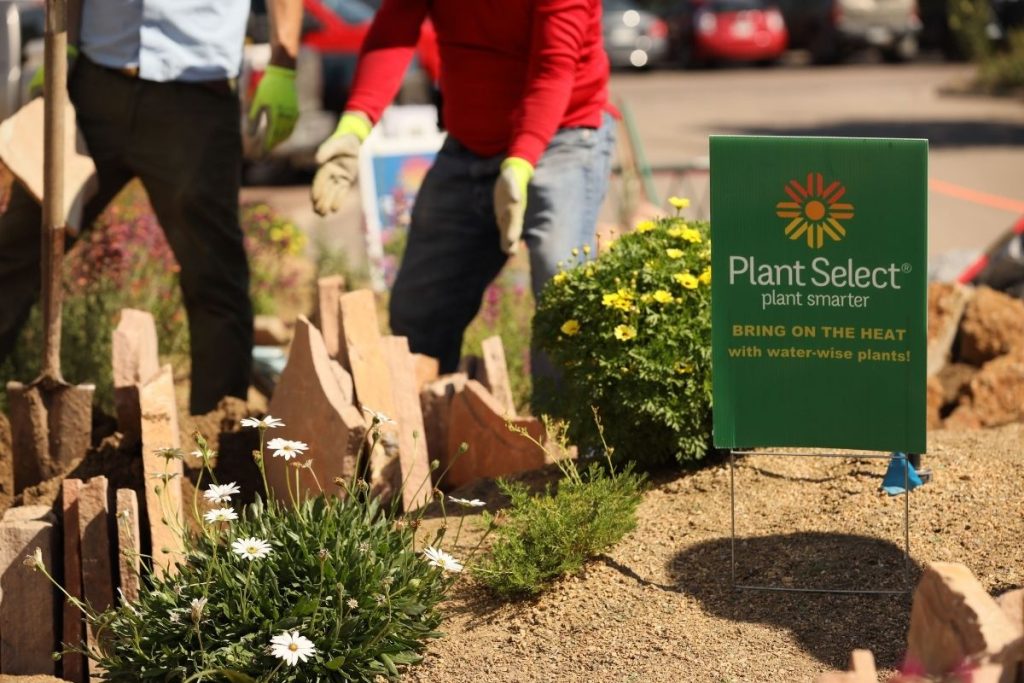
<box><xmin>61</xmin><ymin>479</ymin><xmax>86</xmax><ymax>683</ymax></box>
<box><xmin>958</xmin><ymin>286</ymin><xmax>1024</xmax><ymax>365</ymax></box>
<box><xmin>384</xmin><ymin>337</ymin><xmax>434</xmax><ymax>512</ymax></box>
<box><xmin>479</xmin><ymin>336</ymin><xmax>516</xmax><ymax>417</ymax></box>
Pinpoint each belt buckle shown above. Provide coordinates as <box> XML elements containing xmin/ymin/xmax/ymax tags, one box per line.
<box><xmin>120</xmin><ymin>66</ymin><xmax>139</xmax><ymax>78</ymax></box>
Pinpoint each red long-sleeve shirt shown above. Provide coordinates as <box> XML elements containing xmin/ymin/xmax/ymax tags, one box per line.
<box><xmin>345</xmin><ymin>0</ymin><xmax>609</xmax><ymax>167</ymax></box>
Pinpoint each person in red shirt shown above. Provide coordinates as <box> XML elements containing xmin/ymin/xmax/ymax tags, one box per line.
<box><xmin>311</xmin><ymin>0</ymin><xmax>615</xmax><ymax>387</ymax></box>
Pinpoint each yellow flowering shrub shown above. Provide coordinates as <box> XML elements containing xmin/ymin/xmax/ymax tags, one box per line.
<box><xmin>534</xmin><ymin>216</ymin><xmax>712</xmax><ymax>465</ymax></box>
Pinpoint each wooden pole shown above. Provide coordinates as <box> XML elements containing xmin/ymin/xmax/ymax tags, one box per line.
<box><xmin>41</xmin><ymin>0</ymin><xmax>66</xmax><ymax>385</ymax></box>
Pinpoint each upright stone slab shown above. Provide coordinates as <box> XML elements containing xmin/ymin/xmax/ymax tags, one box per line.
<box><xmin>420</xmin><ymin>373</ymin><xmax>468</xmax><ymax>469</ymax></box>
<box><xmin>115</xmin><ymin>489</ymin><xmax>141</xmax><ymax>603</ymax></box>
<box><xmin>907</xmin><ymin>562</ymin><xmax>1023</xmax><ymax>681</ymax></box>
<box><xmin>267</xmin><ymin>317</ymin><xmax>367</xmax><ymax>503</ymax></box>
<box><xmin>926</xmin><ymin>283</ymin><xmax>973</xmax><ymax>377</ymax></box>
<box><xmin>78</xmin><ymin>476</ymin><xmax>115</xmax><ymax>677</ymax></box>
<box><xmin>384</xmin><ymin>337</ymin><xmax>433</xmax><ymax>511</ymax></box>
<box><xmin>479</xmin><ymin>335</ymin><xmax>516</xmax><ymax>416</ymax></box>
<box><xmin>139</xmin><ymin>365</ymin><xmax>185</xmax><ymax>577</ymax></box>
<box><xmin>112</xmin><ymin>309</ymin><xmax>160</xmax><ymax>446</ymax></box>
<box><xmin>317</xmin><ymin>275</ymin><xmax>346</xmax><ymax>359</ymax></box>
<box><xmin>0</xmin><ymin>505</ymin><xmax>57</xmax><ymax>675</ymax></box>
<box><xmin>337</xmin><ymin>290</ymin><xmax>401</xmax><ymax>497</ymax></box>
<box><xmin>61</xmin><ymin>479</ymin><xmax>86</xmax><ymax>683</ymax></box>
<box><xmin>816</xmin><ymin>650</ymin><xmax>878</xmax><ymax>683</ymax></box>
<box><xmin>446</xmin><ymin>380</ymin><xmax>548</xmax><ymax>488</ymax></box>
<box><xmin>413</xmin><ymin>353</ymin><xmax>440</xmax><ymax>390</ymax></box>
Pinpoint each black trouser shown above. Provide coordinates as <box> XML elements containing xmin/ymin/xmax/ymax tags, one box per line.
<box><xmin>0</xmin><ymin>57</ymin><xmax>252</xmax><ymax>414</ymax></box>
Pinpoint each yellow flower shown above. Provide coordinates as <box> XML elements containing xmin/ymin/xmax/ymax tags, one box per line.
<box><xmin>668</xmin><ymin>196</ymin><xmax>691</xmax><ymax>210</ymax></box>
<box><xmin>666</xmin><ymin>248</ymin><xmax>684</xmax><ymax>260</ymax></box>
<box><xmin>640</xmin><ymin>293</ymin><xmax>653</xmax><ymax>304</ymax></box>
<box><xmin>553</xmin><ymin>272</ymin><xmax>568</xmax><ymax>285</ymax></box>
<box><xmin>582</xmin><ymin>244</ymin><xmax>591</xmax><ymax>254</ymax></box>
<box><xmin>614</xmin><ymin>324</ymin><xmax>637</xmax><ymax>341</ymax></box>
<box><xmin>635</xmin><ymin>220</ymin><xmax>656</xmax><ymax>234</ymax></box>
<box><xmin>571</xmin><ymin>247</ymin><xmax>579</xmax><ymax>256</ymax></box>
<box><xmin>698</xmin><ymin>267</ymin><xmax>711</xmax><ymax>285</ymax></box>
<box><xmin>560</xmin><ymin>319</ymin><xmax>580</xmax><ymax>336</ymax></box>
<box><xmin>681</xmin><ymin>228</ymin><xmax>702</xmax><ymax>244</ymax></box>
<box><xmin>667</xmin><ymin>226</ymin><xmax>684</xmax><ymax>238</ymax></box>
<box><xmin>652</xmin><ymin>290</ymin><xmax>674</xmax><ymax>304</ymax></box>
<box><xmin>602</xmin><ymin>288</ymin><xmax>635</xmax><ymax>311</ymax></box>
<box><xmin>584</xmin><ymin>267</ymin><xmax>595</xmax><ymax>278</ymax></box>
<box><xmin>676</xmin><ymin>363</ymin><xmax>693</xmax><ymax>374</ymax></box>
<box><xmin>675</xmin><ymin>273</ymin><xmax>699</xmax><ymax>290</ymax></box>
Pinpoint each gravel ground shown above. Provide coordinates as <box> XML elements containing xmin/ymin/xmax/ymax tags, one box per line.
<box><xmin>410</xmin><ymin>424</ymin><xmax>1024</xmax><ymax>683</ymax></box>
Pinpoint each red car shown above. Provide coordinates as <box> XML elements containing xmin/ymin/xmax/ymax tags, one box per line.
<box><xmin>666</xmin><ymin>0</ymin><xmax>788</xmax><ymax>67</ymax></box>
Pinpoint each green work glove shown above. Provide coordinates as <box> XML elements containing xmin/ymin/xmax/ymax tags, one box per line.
<box><xmin>311</xmin><ymin>111</ymin><xmax>372</xmax><ymax>216</ymax></box>
<box><xmin>493</xmin><ymin>157</ymin><xmax>534</xmax><ymax>255</ymax></box>
<box><xmin>28</xmin><ymin>44</ymin><xmax>79</xmax><ymax>99</ymax></box>
<box><xmin>248</xmin><ymin>65</ymin><xmax>299</xmax><ymax>153</ymax></box>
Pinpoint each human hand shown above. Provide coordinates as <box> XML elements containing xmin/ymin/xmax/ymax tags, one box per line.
<box><xmin>493</xmin><ymin>157</ymin><xmax>534</xmax><ymax>255</ymax></box>
<box><xmin>310</xmin><ymin>111</ymin><xmax>372</xmax><ymax>216</ymax></box>
<box><xmin>248</xmin><ymin>65</ymin><xmax>299</xmax><ymax>153</ymax></box>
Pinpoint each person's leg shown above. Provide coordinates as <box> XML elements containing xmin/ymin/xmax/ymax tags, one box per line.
<box><xmin>0</xmin><ymin>59</ymin><xmax>134</xmax><ymax>362</ymax></box>
<box><xmin>523</xmin><ymin>113</ymin><xmax>616</xmax><ymax>395</ymax></box>
<box><xmin>389</xmin><ymin>139</ymin><xmax>509</xmax><ymax>373</ymax></box>
<box><xmin>128</xmin><ymin>79</ymin><xmax>252</xmax><ymax>414</ymax></box>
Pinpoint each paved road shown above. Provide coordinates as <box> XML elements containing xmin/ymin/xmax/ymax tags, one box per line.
<box><xmin>609</xmin><ymin>62</ymin><xmax>1024</xmax><ymax>258</ymax></box>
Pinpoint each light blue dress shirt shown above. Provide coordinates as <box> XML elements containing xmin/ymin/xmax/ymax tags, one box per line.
<box><xmin>80</xmin><ymin>0</ymin><xmax>250</xmax><ymax>82</ymax></box>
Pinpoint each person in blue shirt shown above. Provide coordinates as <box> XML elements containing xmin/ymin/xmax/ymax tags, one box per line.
<box><xmin>0</xmin><ymin>0</ymin><xmax>302</xmax><ymax>414</ymax></box>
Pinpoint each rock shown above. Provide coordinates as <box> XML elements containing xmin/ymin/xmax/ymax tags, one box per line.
<box><xmin>445</xmin><ymin>380</ymin><xmax>548</xmax><ymax>488</ymax></box>
<box><xmin>266</xmin><ymin>317</ymin><xmax>366</xmax><ymax>503</ymax></box>
<box><xmin>337</xmin><ymin>290</ymin><xmax>401</xmax><ymax>498</ymax></box>
<box><xmin>61</xmin><ymin>479</ymin><xmax>86</xmax><ymax>683</ymax></box>
<box><xmin>420</xmin><ymin>373</ymin><xmax>468</xmax><ymax>469</ymax></box>
<box><xmin>0</xmin><ymin>676</ymin><xmax>68</xmax><ymax>682</ymax></box>
<box><xmin>78</xmin><ymin>476</ymin><xmax>114</xmax><ymax>675</ymax></box>
<box><xmin>816</xmin><ymin>649</ymin><xmax>878</xmax><ymax>682</ymax></box>
<box><xmin>316</xmin><ymin>275</ymin><xmax>346</xmax><ymax>359</ymax></box>
<box><xmin>479</xmin><ymin>336</ymin><xmax>516</xmax><ymax>417</ymax></box>
<box><xmin>927</xmin><ymin>283</ymin><xmax>973</xmax><ymax>376</ymax></box>
<box><xmin>139</xmin><ymin>365</ymin><xmax>185</xmax><ymax>577</ymax></box>
<box><xmin>112</xmin><ymin>309</ymin><xmax>160</xmax><ymax>446</ymax></box>
<box><xmin>958</xmin><ymin>286</ymin><xmax>1024</xmax><ymax>365</ymax></box>
<box><xmin>907</xmin><ymin>562</ymin><xmax>1023</xmax><ymax>681</ymax></box>
<box><xmin>996</xmin><ymin>589</ymin><xmax>1024</xmax><ymax>631</ymax></box>
<box><xmin>0</xmin><ymin>505</ymin><xmax>57</xmax><ymax>675</ymax></box>
<box><xmin>253</xmin><ymin>315</ymin><xmax>290</xmax><ymax>347</ymax></box>
<box><xmin>383</xmin><ymin>337</ymin><xmax>433</xmax><ymax>512</ymax></box>
<box><xmin>936</xmin><ymin>362</ymin><xmax>977</xmax><ymax>406</ymax></box>
<box><xmin>115</xmin><ymin>489</ymin><xmax>141</xmax><ymax>604</ymax></box>
<box><xmin>946</xmin><ymin>349</ymin><xmax>1024</xmax><ymax>429</ymax></box>
<box><xmin>926</xmin><ymin>376</ymin><xmax>944</xmax><ymax>429</ymax></box>
<box><xmin>413</xmin><ymin>354</ymin><xmax>440</xmax><ymax>391</ymax></box>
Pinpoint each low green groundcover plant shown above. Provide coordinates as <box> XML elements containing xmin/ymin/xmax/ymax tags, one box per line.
<box><xmin>29</xmin><ymin>413</ymin><xmax>461</xmax><ymax>682</ymax></box>
<box><xmin>533</xmin><ymin>204</ymin><xmax>712</xmax><ymax>466</ymax></box>
<box><xmin>473</xmin><ymin>424</ymin><xmax>645</xmax><ymax>598</ymax></box>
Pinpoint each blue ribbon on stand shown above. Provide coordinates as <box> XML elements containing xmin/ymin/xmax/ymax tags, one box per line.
<box><xmin>881</xmin><ymin>452</ymin><xmax>923</xmax><ymax>496</ymax></box>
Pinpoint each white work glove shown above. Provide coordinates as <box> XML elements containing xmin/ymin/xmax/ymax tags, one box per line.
<box><xmin>493</xmin><ymin>157</ymin><xmax>534</xmax><ymax>255</ymax></box>
<box><xmin>311</xmin><ymin>111</ymin><xmax>372</xmax><ymax>216</ymax></box>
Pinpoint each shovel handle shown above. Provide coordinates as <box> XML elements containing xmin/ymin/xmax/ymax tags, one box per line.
<box><xmin>41</xmin><ymin>0</ymin><xmax>66</xmax><ymax>382</ymax></box>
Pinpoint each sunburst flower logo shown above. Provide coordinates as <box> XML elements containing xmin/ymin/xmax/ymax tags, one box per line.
<box><xmin>775</xmin><ymin>172</ymin><xmax>854</xmax><ymax>249</ymax></box>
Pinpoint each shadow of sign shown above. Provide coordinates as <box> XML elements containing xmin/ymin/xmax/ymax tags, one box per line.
<box><xmin>667</xmin><ymin>532</ymin><xmax>921</xmax><ymax>670</ymax></box>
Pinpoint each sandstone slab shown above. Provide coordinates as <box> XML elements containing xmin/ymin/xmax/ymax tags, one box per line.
<box><xmin>413</xmin><ymin>354</ymin><xmax>440</xmax><ymax>390</ymax></box>
<box><xmin>816</xmin><ymin>649</ymin><xmax>878</xmax><ymax>683</ymax></box>
<box><xmin>959</xmin><ymin>286</ymin><xmax>1024</xmax><ymax>365</ymax></box>
<box><xmin>479</xmin><ymin>336</ymin><xmax>516</xmax><ymax>416</ymax></box>
<box><xmin>445</xmin><ymin>380</ymin><xmax>548</xmax><ymax>488</ymax></box>
<box><xmin>926</xmin><ymin>376</ymin><xmax>944</xmax><ymax>430</ymax></box>
<box><xmin>139</xmin><ymin>365</ymin><xmax>185</xmax><ymax>577</ymax></box>
<box><xmin>420</xmin><ymin>373</ymin><xmax>468</xmax><ymax>469</ymax></box>
<box><xmin>927</xmin><ymin>282</ymin><xmax>973</xmax><ymax>376</ymax></box>
<box><xmin>0</xmin><ymin>505</ymin><xmax>57</xmax><ymax>675</ymax></box>
<box><xmin>115</xmin><ymin>489</ymin><xmax>141</xmax><ymax>604</ymax></box>
<box><xmin>61</xmin><ymin>479</ymin><xmax>86</xmax><ymax>683</ymax></box>
<box><xmin>383</xmin><ymin>336</ymin><xmax>433</xmax><ymax>511</ymax></box>
<box><xmin>78</xmin><ymin>476</ymin><xmax>114</xmax><ymax>674</ymax></box>
<box><xmin>254</xmin><ymin>315</ymin><xmax>290</xmax><ymax>346</ymax></box>
<box><xmin>112</xmin><ymin>309</ymin><xmax>160</xmax><ymax>447</ymax></box>
<box><xmin>316</xmin><ymin>275</ymin><xmax>346</xmax><ymax>359</ymax></box>
<box><xmin>267</xmin><ymin>317</ymin><xmax>366</xmax><ymax>503</ymax></box>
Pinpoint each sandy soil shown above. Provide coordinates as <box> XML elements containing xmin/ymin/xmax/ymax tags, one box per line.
<box><xmin>409</xmin><ymin>425</ymin><xmax>1024</xmax><ymax>683</ymax></box>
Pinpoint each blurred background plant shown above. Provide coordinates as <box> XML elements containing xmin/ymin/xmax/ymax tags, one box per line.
<box><xmin>0</xmin><ymin>178</ymin><xmax>309</xmax><ymax>414</ymax></box>
<box><xmin>533</xmin><ymin>215</ymin><xmax>712</xmax><ymax>467</ymax></box>
<box><xmin>949</xmin><ymin>0</ymin><xmax>1024</xmax><ymax>91</ymax></box>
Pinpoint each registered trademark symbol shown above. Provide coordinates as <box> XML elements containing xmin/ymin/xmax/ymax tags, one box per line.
<box><xmin>901</xmin><ymin>263</ymin><xmax>912</xmax><ymax>273</ymax></box>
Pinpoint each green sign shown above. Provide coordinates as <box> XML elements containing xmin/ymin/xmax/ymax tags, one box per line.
<box><xmin>711</xmin><ymin>136</ymin><xmax>927</xmax><ymax>453</ymax></box>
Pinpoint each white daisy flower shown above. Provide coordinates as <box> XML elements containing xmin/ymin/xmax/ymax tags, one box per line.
<box><xmin>347</xmin><ymin>598</ymin><xmax>358</xmax><ymax>610</ymax></box>
<box><xmin>203</xmin><ymin>482</ymin><xmax>241</xmax><ymax>504</ymax></box>
<box><xmin>190</xmin><ymin>597</ymin><xmax>207</xmax><ymax>623</ymax></box>
<box><xmin>269</xmin><ymin>630</ymin><xmax>316</xmax><ymax>666</ymax></box>
<box><xmin>203</xmin><ymin>507</ymin><xmax>238</xmax><ymax>524</ymax></box>
<box><xmin>266</xmin><ymin>438</ymin><xmax>309</xmax><ymax>460</ymax></box>
<box><xmin>240</xmin><ymin>415</ymin><xmax>285</xmax><ymax>430</ymax></box>
<box><xmin>231</xmin><ymin>537</ymin><xmax>272</xmax><ymax>561</ymax></box>
<box><xmin>448</xmin><ymin>496</ymin><xmax>486</xmax><ymax>508</ymax></box>
<box><xmin>361</xmin><ymin>407</ymin><xmax>395</xmax><ymax>424</ymax></box>
<box><xmin>422</xmin><ymin>545</ymin><xmax>463</xmax><ymax>573</ymax></box>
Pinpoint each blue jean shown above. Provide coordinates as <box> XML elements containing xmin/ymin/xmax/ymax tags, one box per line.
<box><xmin>389</xmin><ymin>112</ymin><xmax>616</xmax><ymax>374</ymax></box>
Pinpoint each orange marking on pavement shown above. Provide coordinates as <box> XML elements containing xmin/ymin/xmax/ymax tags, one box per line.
<box><xmin>930</xmin><ymin>178</ymin><xmax>1024</xmax><ymax>214</ymax></box>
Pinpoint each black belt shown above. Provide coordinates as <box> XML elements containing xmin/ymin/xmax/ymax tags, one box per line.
<box><xmin>88</xmin><ymin>57</ymin><xmax>236</xmax><ymax>95</ymax></box>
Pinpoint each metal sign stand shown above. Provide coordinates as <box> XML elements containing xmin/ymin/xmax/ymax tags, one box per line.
<box><xmin>729</xmin><ymin>449</ymin><xmax>912</xmax><ymax>595</ymax></box>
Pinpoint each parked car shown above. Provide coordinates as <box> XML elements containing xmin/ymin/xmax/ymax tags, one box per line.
<box><xmin>603</xmin><ymin>0</ymin><xmax>671</xmax><ymax>68</ymax></box>
<box><xmin>664</xmin><ymin>0</ymin><xmax>788</xmax><ymax>66</ymax></box>
<box><xmin>773</xmin><ymin>0</ymin><xmax>921</xmax><ymax>63</ymax></box>
<box><xmin>0</xmin><ymin>0</ymin><xmax>42</xmax><ymax>122</ymax></box>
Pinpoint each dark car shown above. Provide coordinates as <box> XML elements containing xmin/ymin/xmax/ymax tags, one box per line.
<box><xmin>603</xmin><ymin>0</ymin><xmax>671</xmax><ymax>68</ymax></box>
<box><xmin>664</xmin><ymin>0</ymin><xmax>788</xmax><ymax>67</ymax></box>
<box><xmin>774</xmin><ymin>0</ymin><xmax>921</xmax><ymax>62</ymax></box>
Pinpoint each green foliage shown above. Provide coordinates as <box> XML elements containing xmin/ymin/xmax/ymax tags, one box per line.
<box><xmin>949</xmin><ymin>0</ymin><xmax>1024</xmax><ymax>93</ymax></box>
<box><xmin>533</xmin><ymin>216</ymin><xmax>712</xmax><ymax>466</ymax></box>
<box><xmin>474</xmin><ymin>453</ymin><xmax>645</xmax><ymax>598</ymax></box>
<box><xmin>948</xmin><ymin>0</ymin><xmax>994</xmax><ymax>60</ymax></box>
<box><xmin>978</xmin><ymin>30</ymin><xmax>1024</xmax><ymax>92</ymax></box>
